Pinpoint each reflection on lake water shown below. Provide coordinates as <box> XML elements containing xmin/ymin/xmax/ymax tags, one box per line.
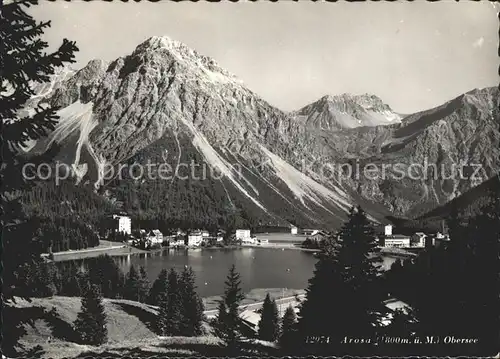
<box><xmin>62</xmin><ymin>247</ymin><xmax>401</xmax><ymax>298</ymax></box>
<box><xmin>112</xmin><ymin>247</ymin><xmax>318</xmax><ymax>297</ymax></box>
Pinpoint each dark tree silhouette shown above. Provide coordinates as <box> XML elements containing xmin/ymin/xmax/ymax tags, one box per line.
<box><xmin>258</xmin><ymin>293</ymin><xmax>280</xmax><ymax>342</ymax></box>
<box><xmin>298</xmin><ymin>206</ymin><xmax>386</xmax><ymax>355</ymax></box>
<box><xmin>157</xmin><ymin>269</ymin><xmax>183</xmax><ymax>335</ymax></box>
<box><xmin>212</xmin><ymin>264</ymin><xmax>245</xmax><ymax>352</ymax></box>
<box><xmin>11</xmin><ymin>260</ymin><xmax>61</xmax><ymax>299</ymax></box>
<box><xmin>138</xmin><ymin>266</ymin><xmax>150</xmax><ymax>303</ymax></box>
<box><xmin>59</xmin><ymin>261</ymin><xmax>83</xmax><ymax>297</ymax></box>
<box><xmin>147</xmin><ymin>268</ymin><xmax>168</xmax><ymax>305</ymax></box>
<box><xmin>73</xmin><ymin>284</ymin><xmax>108</xmax><ymax>345</ymax></box>
<box><xmin>179</xmin><ymin>266</ymin><xmax>204</xmax><ymax>336</ymax></box>
<box><xmin>87</xmin><ymin>255</ymin><xmax>125</xmax><ymax>299</ymax></box>
<box><xmin>279</xmin><ymin>305</ymin><xmax>297</xmax><ymax>349</ymax></box>
<box><xmin>1</xmin><ymin>0</ymin><xmax>78</xmax><ymax>301</ymax></box>
<box><xmin>383</xmin><ymin>188</ymin><xmax>500</xmax><ymax>356</ymax></box>
<box><xmin>297</xmin><ymin>236</ymin><xmax>348</xmax><ymax>351</ymax></box>
<box><xmin>1</xmin><ymin>2</ymin><xmax>77</xmax><ymax>354</ymax></box>
<box><xmin>123</xmin><ymin>265</ymin><xmax>141</xmax><ymax>301</ymax></box>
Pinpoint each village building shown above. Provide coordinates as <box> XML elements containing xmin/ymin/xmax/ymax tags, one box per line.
<box><xmin>236</xmin><ymin>229</ymin><xmax>251</xmax><ymax>241</ymax></box>
<box><xmin>163</xmin><ymin>234</ymin><xmax>175</xmax><ymax>244</ymax></box>
<box><xmin>384</xmin><ymin>236</ymin><xmax>411</xmax><ymax>248</ymax></box>
<box><xmin>411</xmin><ymin>232</ymin><xmax>427</xmax><ymax>248</ymax></box>
<box><xmin>428</xmin><ymin>232</ymin><xmax>451</xmax><ymax>248</ymax></box>
<box><xmin>175</xmin><ymin>229</ymin><xmax>187</xmax><ymax>237</ymax></box>
<box><xmin>215</xmin><ymin>230</ymin><xmax>225</xmax><ymax>243</ymax></box>
<box><xmin>302</xmin><ymin>230</ymin><xmax>330</xmax><ymax>249</ymax></box>
<box><xmin>112</xmin><ymin>214</ymin><xmax>131</xmax><ymax>235</ymax></box>
<box><xmin>146</xmin><ymin>229</ymin><xmax>163</xmax><ymax>245</ymax></box>
<box><xmin>188</xmin><ymin>231</ymin><xmax>203</xmax><ymax>247</ymax></box>
<box><xmin>309</xmin><ymin>230</ymin><xmax>328</xmax><ymax>242</ymax></box>
<box><xmin>302</xmin><ymin>229</ymin><xmax>320</xmax><ymax>236</ymax></box>
<box><xmin>242</xmin><ymin>236</ymin><xmax>257</xmax><ymax>245</ymax></box>
<box><xmin>165</xmin><ymin>229</ymin><xmax>186</xmax><ymax>247</ymax></box>
<box><xmin>375</xmin><ymin>224</ymin><xmax>412</xmax><ymax>248</ymax></box>
<box><xmin>290</xmin><ymin>226</ymin><xmax>298</xmax><ymax>235</ymax></box>
<box><xmin>383</xmin><ymin>235</ymin><xmax>411</xmax><ymax>248</ymax></box>
<box><xmin>170</xmin><ymin>238</ymin><xmax>186</xmax><ymax>247</ymax></box>
<box><xmin>240</xmin><ymin>309</ymin><xmax>261</xmax><ymax>333</ymax></box>
<box><xmin>240</xmin><ymin>306</ymin><xmax>301</xmax><ymax>334</ymax></box>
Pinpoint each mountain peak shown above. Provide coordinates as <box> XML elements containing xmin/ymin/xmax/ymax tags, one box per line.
<box><xmin>320</xmin><ymin>93</ymin><xmax>393</xmax><ymax>112</ymax></box>
<box><xmin>298</xmin><ymin>92</ymin><xmax>401</xmax><ymax>130</ymax></box>
<box><xmin>133</xmin><ymin>35</ymin><xmax>243</xmax><ymax>85</ymax></box>
<box><xmin>138</xmin><ymin>35</ymin><xmax>190</xmax><ymax>53</ymax></box>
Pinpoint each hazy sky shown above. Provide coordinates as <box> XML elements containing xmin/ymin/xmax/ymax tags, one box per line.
<box><xmin>30</xmin><ymin>1</ymin><xmax>498</xmax><ymax>113</ymax></box>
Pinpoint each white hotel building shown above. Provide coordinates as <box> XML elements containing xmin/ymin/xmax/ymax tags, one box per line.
<box><xmin>113</xmin><ymin>214</ymin><xmax>131</xmax><ymax>235</ymax></box>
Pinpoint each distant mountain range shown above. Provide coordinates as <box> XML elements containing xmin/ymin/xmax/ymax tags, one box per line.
<box><xmin>21</xmin><ymin>35</ymin><xmax>500</xmax><ymax>229</ymax></box>
<box><xmin>294</xmin><ymin>93</ymin><xmax>402</xmax><ymax>130</ymax></box>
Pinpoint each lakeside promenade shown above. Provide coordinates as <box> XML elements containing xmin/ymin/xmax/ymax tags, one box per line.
<box><xmin>45</xmin><ymin>234</ymin><xmax>317</xmax><ymax>262</ymax></box>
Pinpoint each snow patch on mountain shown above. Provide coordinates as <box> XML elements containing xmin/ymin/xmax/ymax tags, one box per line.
<box><xmin>259</xmin><ymin>145</ymin><xmax>352</xmax><ymax>215</ymax></box>
<box><xmin>46</xmin><ymin>100</ymin><xmax>105</xmax><ymax>184</ymax></box>
<box><xmin>177</xmin><ymin>116</ymin><xmax>268</xmax><ymax>212</ymax></box>
<box><xmin>48</xmin><ymin>101</ymin><xmax>95</xmax><ymax>153</ymax></box>
<box><xmin>297</xmin><ymin>93</ymin><xmax>402</xmax><ymax>130</ymax></box>
<box><xmin>365</xmin><ymin>109</ymin><xmax>402</xmax><ymax>124</ymax></box>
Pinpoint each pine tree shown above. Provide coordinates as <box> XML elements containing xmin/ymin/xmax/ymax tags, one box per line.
<box><xmin>179</xmin><ymin>266</ymin><xmax>204</xmax><ymax>336</ymax></box>
<box><xmin>157</xmin><ymin>269</ymin><xmax>183</xmax><ymax>335</ymax></box>
<box><xmin>335</xmin><ymin>206</ymin><xmax>386</xmax><ymax>334</ymax></box>
<box><xmin>138</xmin><ymin>266</ymin><xmax>150</xmax><ymax>303</ymax></box>
<box><xmin>384</xmin><ymin>259</ymin><xmax>404</xmax><ymax>297</ymax></box>
<box><xmin>60</xmin><ymin>262</ymin><xmax>81</xmax><ymax>296</ymax></box>
<box><xmin>123</xmin><ymin>265</ymin><xmax>140</xmax><ymax>301</ymax></box>
<box><xmin>147</xmin><ymin>268</ymin><xmax>168</xmax><ymax>305</ymax></box>
<box><xmin>88</xmin><ymin>255</ymin><xmax>124</xmax><ymax>299</ymax></box>
<box><xmin>280</xmin><ymin>305</ymin><xmax>297</xmax><ymax>349</ymax></box>
<box><xmin>297</xmin><ymin>238</ymin><xmax>347</xmax><ymax>345</ymax></box>
<box><xmin>212</xmin><ymin>264</ymin><xmax>245</xmax><ymax>352</ymax></box>
<box><xmin>14</xmin><ymin>259</ymin><xmax>60</xmax><ymax>298</ymax></box>
<box><xmin>459</xmin><ymin>192</ymin><xmax>499</xmax><ymax>355</ymax></box>
<box><xmin>73</xmin><ymin>284</ymin><xmax>108</xmax><ymax>345</ymax></box>
<box><xmin>402</xmin><ymin>188</ymin><xmax>500</xmax><ymax>356</ymax></box>
<box><xmin>258</xmin><ymin>293</ymin><xmax>280</xmax><ymax>342</ymax></box>
<box><xmin>298</xmin><ymin>206</ymin><xmax>386</xmax><ymax>355</ymax></box>
<box><xmin>1</xmin><ymin>0</ymin><xmax>78</xmax><ymax>301</ymax></box>
<box><xmin>155</xmin><ymin>272</ymin><xmax>170</xmax><ymax>335</ymax></box>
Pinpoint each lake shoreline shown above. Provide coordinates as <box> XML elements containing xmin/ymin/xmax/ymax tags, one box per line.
<box><xmin>49</xmin><ymin>241</ymin><xmax>319</xmax><ymax>262</ymax></box>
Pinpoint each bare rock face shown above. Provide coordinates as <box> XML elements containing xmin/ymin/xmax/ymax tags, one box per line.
<box><xmin>30</xmin><ymin>36</ymin><xmax>359</xmax><ymax>228</ymax></box>
<box><xmin>305</xmin><ymin>87</ymin><xmax>500</xmax><ymax>217</ymax></box>
<box><xmin>294</xmin><ymin>93</ymin><xmax>402</xmax><ymax>130</ymax></box>
<box><xmin>27</xmin><ymin>35</ymin><xmax>499</xmax><ymax>226</ymax></box>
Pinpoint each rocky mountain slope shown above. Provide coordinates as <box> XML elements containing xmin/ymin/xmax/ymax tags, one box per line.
<box><xmin>303</xmin><ymin>87</ymin><xmax>500</xmax><ymax>218</ymax></box>
<box><xmin>294</xmin><ymin>93</ymin><xmax>402</xmax><ymax>130</ymax></box>
<box><xmin>24</xmin><ymin>35</ymin><xmax>499</xmax><ymax>227</ymax></box>
<box><xmin>25</xmin><ymin>36</ymin><xmax>367</xmax><ymax>229</ymax></box>
<box><xmin>419</xmin><ymin>173</ymin><xmax>499</xmax><ymax>221</ymax></box>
